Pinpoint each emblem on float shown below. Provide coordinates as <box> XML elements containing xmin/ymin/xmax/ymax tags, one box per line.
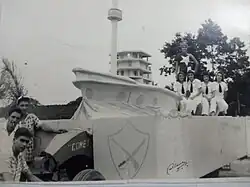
<box><xmin>108</xmin><ymin>120</ymin><xmax>150</xmax><ymax>179</ymax></box>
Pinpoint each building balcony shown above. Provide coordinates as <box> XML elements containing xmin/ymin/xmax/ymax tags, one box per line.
<box><xmin>117</xmin><ymin>50</ymin><xmax>151</xmax><ymax>58</ymax></box>
<box><xmin>117</xmin><ymin>67</ymin><xmax>151</xmax><ymax>74</ymax></box>
<box><xmin>117</xmin><ymin>57</ymin><xmax>151</xmax><ymax>65</ymax></box>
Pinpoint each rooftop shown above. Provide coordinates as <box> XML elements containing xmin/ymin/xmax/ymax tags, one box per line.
<box><xmin>117</xmin><ymin>50</ymin><xmax>151</xmax><ymax>58</ymax></box>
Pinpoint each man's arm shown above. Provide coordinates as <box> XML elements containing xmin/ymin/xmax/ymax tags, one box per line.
<box><xmin>33</xmin><ymin>115</ymin><xmax>67</xmax><ymax>134</ymax></box>
<box><xmin>38</xmin><ymin>122</ymin><xmax>61</xmax><ymax>133</ymax></box>
<box><xmin>21</xmin><ymin>156</ymin><xmax>42</xmax><ymax>182</ymax></box>
<box><xmin>23</xmin><ymin>170</ymin><xmax>42</xmax><ymax>182</ymax></box>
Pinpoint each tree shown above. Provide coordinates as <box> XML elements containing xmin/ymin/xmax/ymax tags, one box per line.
<box><xmin>160</xmin><ymin>19</ymin><xmax>249</xmax><ymax>79</ymax></box>
<box><xmin>1</xmin><ymin>58</ymin><xmax>28</xmax><ymax>103</ymax></box>
<box><xmin>159</xmin><ymin>19</ymin><xmax>250</xmax><ymax>115</ymax></box>
<box><xmin>0</xmin><ymin>58</ymin><xmax>40</xmax><ymax>106</ymax></box>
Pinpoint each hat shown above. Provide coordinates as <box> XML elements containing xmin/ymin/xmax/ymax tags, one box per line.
<box><xmin>16</xmin><ymin>96</ymin><xmax>30</xmax><ymax>105</ymax></box>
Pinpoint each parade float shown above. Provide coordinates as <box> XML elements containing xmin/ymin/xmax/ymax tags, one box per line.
<box><xmin>2</xmin><ymin>0</ymin><xmax>250</xmax><ymax>186</ymax></box>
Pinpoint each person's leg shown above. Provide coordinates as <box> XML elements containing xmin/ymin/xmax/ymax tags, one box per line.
<box><xmin>217</xmin><ymin>99</ymin><xmax>228</xmax><ymax>115</ymax></box>
<box><xmin>201</xmin><ymin>97</ymin><xmax>209</xmax><ymax>116</ymax></box>
<box><xmin>210</xmin><ymin>97</ymin><xmax>217</xmax><ymax>115</ymax></box>
<box><xmin>186</xmin><ymin>99</ymin><xmax>195</xmax><ymax>114</ymax></box>
<box><xmin>193</xmin><ymin>97</ymin><xmax>202</xmax><ymax>115</ymax></box>
<box><xmin>186</xmin><ymin>97</ymin><xmax>201</xmax><ymax>115</ymax></box>
<box><xmin>180</xmin><ymin>98</ymin><xmax>188</xmax><ymax>113</ymax></box>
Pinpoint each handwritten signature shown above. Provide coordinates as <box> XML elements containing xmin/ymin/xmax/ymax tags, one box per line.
<box><xmin>166</xmin><ymin>161</ymin><xmax>189</xmax><ymax>175</ymax></box>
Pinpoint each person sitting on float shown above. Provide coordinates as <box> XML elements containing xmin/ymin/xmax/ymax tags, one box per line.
<box><xmin>201</xmin><ymin>71</ymin><xmax>216</xmax><ymax>116</ymax></box>
<box><xmin>185</xmin><ymin>67</ymin><xmax>202</xmax><ymax>115</ymax></box>
<box><xmin>210</xmin><ymin>72</ymin><xmax>228</xmax><ymax>116</ymax></box>
<box><xmin>173</xmin><ymin>71</ymin><xmax>188</xmax><ymax>112</ymax></box>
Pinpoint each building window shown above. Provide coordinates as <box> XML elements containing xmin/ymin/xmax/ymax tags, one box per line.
<box><xmin>140</xmin><ymin>71</ymin><xmax>143</xmax><ymax>76</ymax></box>
<box><xmin>134</xmin><ymin>71</ymin><xmax>137</xmax><ymax>76</ymax></box>
<box><xmin>121</xmin><ymin>70</ymin><xmax>124</xmax><ymax>76</ymax></box>
<box><xmin>132</xmin><ymin>53</ymin><xmax>138</xmax><ymax>58</ymax></box>
<box><xmin>128</xmin><ymin>61</ymin><xmax>132</xmax><ymax>67</ymax></box>
<box><xmin>117</xmin><ymin>71</ymin><xmax>119</xmax><ymax>75</ymax></box>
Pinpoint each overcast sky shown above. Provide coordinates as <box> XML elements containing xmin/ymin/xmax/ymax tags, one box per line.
<box><xmin>0</xmin><ymin>0</ymin><xmax>249</xmax><ymax>105</ymax></box>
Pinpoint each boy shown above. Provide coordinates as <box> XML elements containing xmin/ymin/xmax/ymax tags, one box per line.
<box><xmin>0</xmin><ymin>127</ymin><xmax>42</xmax><ymax>181</ymax></box>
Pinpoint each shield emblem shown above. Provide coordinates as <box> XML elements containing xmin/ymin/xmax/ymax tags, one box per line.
<box><xmin>108</xmin><ymin>120</ymin><xmax>150</xmax><ymax>179</ymax></box>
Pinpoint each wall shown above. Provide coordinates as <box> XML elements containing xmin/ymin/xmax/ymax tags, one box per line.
<box><xmin>93</xmin><ymin>116</ymin><xmax>247</xmax><ymax>180</ymax></box>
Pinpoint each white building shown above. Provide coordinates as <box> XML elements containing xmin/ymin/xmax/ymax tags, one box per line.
<box><xmin>116</xmin><ymin>50</ymin><xmax>153</xmax><ymax>85</ymax></box>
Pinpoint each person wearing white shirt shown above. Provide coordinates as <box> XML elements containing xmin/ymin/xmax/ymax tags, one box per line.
<box><xmin>0</xmin><ymin>107</ymin><xmax>23</xmax><ymax>155</ymax></box>
<box><xmin>210</xmin><ymin>72</ymin><xmax>228</xmax><ymax>116</ymax></box>
<box><xmin>201</xmin><ymin>72</ymin><xmax>215</xmax><ymax>116</ymax></box>
<box><xmin>186</xmin><ymin>68</ymin><xmax>202</xmax><ymax>115</ymax></box>
<box><xmin>173</xmin><ymin>72</ymin><xmax>188</xmax><ymax>112</ymax></box>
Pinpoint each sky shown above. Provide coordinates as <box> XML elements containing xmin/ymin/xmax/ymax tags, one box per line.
<box><xmin>0</xmin><ymin>0</ymin><xmax>249</xmax><ymax>105</ymax></box>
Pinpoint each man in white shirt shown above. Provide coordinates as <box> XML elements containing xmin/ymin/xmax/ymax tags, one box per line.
<box><xmin>201</xmin><ymin>72</ymin><xmax>215</xmax><ymax>116</ymax></box>
<box><xmin>0</xmin><ymin>107</ymin><xmax>23</xmax><ymax>155</ymax></box>
<box><xmin>210</xmin><ymin>72</ymin><xmax>229</xmax><ymax>116</ymax></box>
<box><xmin>186</xmin><ymin>68</ymin><xmax>202</xmax><ymax>115</ymax></box>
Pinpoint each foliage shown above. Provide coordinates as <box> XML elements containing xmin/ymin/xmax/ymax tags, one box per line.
<box><xmin>0</xmin><ymin>58</ymin><xmax>40</xmax><ymax>105</ymax></box>
<box><xmin>159</xmin><ymin>19</ymin><xmax>249</xmax><ymax>81</ymax></box>
<box><xmin>1</xmin><ymin>58</ymin><xmax>28</xmax><ymax>103</ymax></box>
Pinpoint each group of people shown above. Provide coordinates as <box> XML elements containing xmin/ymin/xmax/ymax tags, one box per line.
<box><xmin>173</xmin><ymin>69</ymin><xmax>229</xmax><ymax>116</ymax></box>
<box><xmin>171</xmin><ymin>40</ymin><xmax>229</xmax><ymax>116</ymax></box>
<box><xmin>0</xmin><ymin>96</ymin><xmax>68</xmax><ymax>182</ymax></box>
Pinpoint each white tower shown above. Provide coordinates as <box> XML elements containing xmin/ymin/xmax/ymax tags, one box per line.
<box><xmin>108</xmin><ymin>0</ymin><xmax>122</xmax><ymax>74</ymax></box>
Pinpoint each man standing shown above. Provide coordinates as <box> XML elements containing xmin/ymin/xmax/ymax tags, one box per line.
<box><xmin>0</xmin><ymin>127</ymin><xmax>42</xmax><ymax>181</ymax></box>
